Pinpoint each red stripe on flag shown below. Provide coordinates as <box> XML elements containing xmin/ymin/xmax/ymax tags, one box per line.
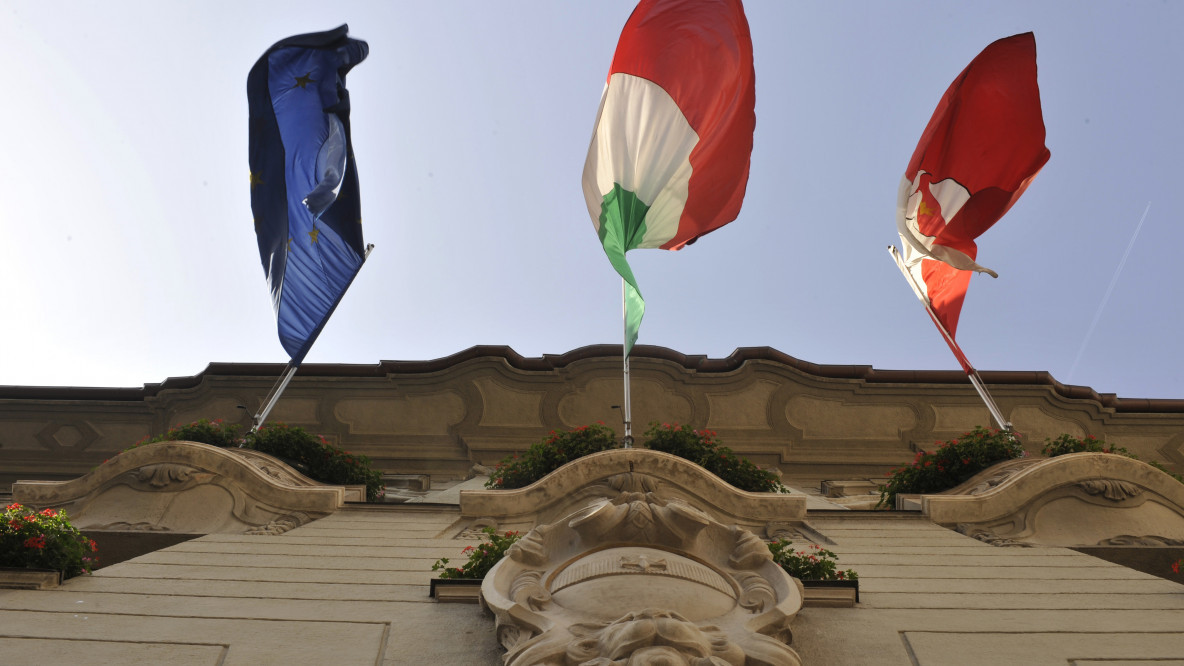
<box><xmin>921</xmin><ymin>258</ymin><xmax>975</xmax><ymax>373</ymax></box>
<box><xmin>907</xmin><ymin>32</ymin><xmax>1051</xmax><ymax>258</ymax></box>
<box><xmin>609</xmin><ymin>0</ymin><xmax>756</xmax><ymax>250</ymax></box>
<box><xmin>921</xmin><ymin>258</ymin><xmax>972</xmax><ymax>339</ymax></box>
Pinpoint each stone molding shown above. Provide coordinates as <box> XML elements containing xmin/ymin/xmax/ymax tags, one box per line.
<box><xmin>477</xmin><ymin>449</ymin><xmax>804</xmax><ymax>665</ymax></box>
<box><xmin>923</xmin><ymin>453</ymin><xmax>1184</xmax><ymax>547</ymax></box>
<box><xmin>459</xmin><ymin>448</ymin><xmax>806</xmax><ymax>535</ymax></box>
<box><xmin>11</xmin><ymin>441</ymin><xmax>346</xmax><ymax>534</ymax></box>
<box><xmin>5</xmin><ymin>345</ymin><xmax>1184</xmax><ymax>485</ymax></box>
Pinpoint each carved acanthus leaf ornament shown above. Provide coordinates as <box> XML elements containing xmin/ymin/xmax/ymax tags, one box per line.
<box><xmin>480</xmin><ymin>463</ymin><xmax>803</xmax><ymax>666</ymax></box>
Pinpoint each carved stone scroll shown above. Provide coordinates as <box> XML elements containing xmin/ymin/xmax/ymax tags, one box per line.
<box><xmin>11</xmin><ymin>441</ymin><xmax>347</xmax><ymax>534</ymax></box>
<box><xmin>925</xmin><ymin>453</ymin><xmax>1184</xmax><ymax>548</ymax></box>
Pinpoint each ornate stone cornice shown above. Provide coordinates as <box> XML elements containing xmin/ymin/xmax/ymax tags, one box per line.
<box><xmin>4</xmin><ymin>344</ymin><xmax>1178</xmax><ymax>412</ymax></box>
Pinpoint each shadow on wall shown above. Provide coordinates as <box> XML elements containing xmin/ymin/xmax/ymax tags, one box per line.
<box><xmin>80</xmin><ymin>531</ymin><xmax>202</xmax><ymax>570</ymax></box>
<box><xmin>1072</xmin><ymin>546</ymin><xmax>1184</xmax><ymax>585</ymax></box>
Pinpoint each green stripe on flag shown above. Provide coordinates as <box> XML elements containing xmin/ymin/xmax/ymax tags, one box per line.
<box><xmin>597</xmin><ymin>183</ymin><xmax>649</xmax><ymax>356</ymax></box>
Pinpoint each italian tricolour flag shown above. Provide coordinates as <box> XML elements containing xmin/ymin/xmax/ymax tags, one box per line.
<box><xmin>581</xmin><ymin>0</ymin><xmax>756</xmax><ymax>355</ymax></box>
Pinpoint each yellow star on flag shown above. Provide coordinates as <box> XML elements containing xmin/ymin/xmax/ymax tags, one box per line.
<box><xmin>287</xmin><ymin>237</ymin><xmax>293</xmax><ymax>252</ymax></box>
<box><xmin>308</xmin><ymin>228</ymin><xmax>320</xmax><ymax>244</ymax></box>
<box><xmin>294</xmin><ymin>72</ymin><xmax>315</xmax><ymax>89</ymax></box>
<box><xmin>918</xmin><ymin>198</ymin><xmax>938</xmax><ymax>218</ymax></box>
<box><xmin>249</xmin><ymin>171</ymin><xmax>264</xmax><ymax>190</ymax></box>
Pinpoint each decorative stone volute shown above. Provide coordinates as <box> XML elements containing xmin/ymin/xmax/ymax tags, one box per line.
<box><xmin>923</xmin><ymin>452</ymin><xmax>1184</xmax><ymax>547</ymax></box>
<box><xmin>460</xmin><ymin>448</ymin><xmax>806</xmax><ymax>535</ymax></box>
<box><xmin>471</xmin><ymin>449</ymin><xmax>804</xmax><ymax>665</ymax></box>
<box><xmin>11</xmin><ymin>441</ymin><xmax>348</xmax><ymax>534</ymax></box>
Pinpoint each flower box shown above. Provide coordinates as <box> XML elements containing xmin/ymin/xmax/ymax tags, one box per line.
<box><xmin>429</xmin><ymin>577</ymin><xmax>483</xmax><ymax>603</ymax></box>
<box><xmin>0</xmin><ymin>567</ymin><xmax>62</xmax><ymax>590</ymax></box>
<box><xmin>801</xmin><ymin>579</ymin><xmax>859</xmax><ymax>607</ymax></box>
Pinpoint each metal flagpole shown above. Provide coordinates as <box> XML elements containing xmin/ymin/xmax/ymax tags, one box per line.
<box><xmin>888</xmin><ymin>246</ymin><xmax>1012</xmax><ymax>431</ymax></box>
<box><xmin>966</xmin><ymin>371</ymin><xmax>1009</xmax><ymax>432</ymax></box>
<box><xmin>622</xmin><ymin>277</ymin><xmax>633</xmax><ymax>448</ymax></box>
<box><xmin>249</xmin><ymin>362</ymin><xmax>299</xmax><ymax>437</ymax></box>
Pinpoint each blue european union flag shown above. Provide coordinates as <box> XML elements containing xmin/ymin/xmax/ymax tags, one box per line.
<box><xmin>248</xmin><ymin>25</ymin><xmax>369</xmax><ymax>365</ymax></box>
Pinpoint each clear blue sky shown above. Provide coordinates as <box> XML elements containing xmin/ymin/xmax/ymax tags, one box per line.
<box><xmin>1</xmin><ymin>1</ymin><xmax>1181</xmax><ymax>400</ymax></box>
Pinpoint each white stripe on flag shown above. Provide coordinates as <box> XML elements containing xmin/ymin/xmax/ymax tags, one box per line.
<box><xmin>582</xmin><ymin>73</ymin><xmax>699</xmax><ymax>248</ymax></box>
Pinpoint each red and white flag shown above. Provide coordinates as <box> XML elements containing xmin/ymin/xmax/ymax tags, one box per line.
<box><xmin>893</xmin><ymin>32</ymin><xmax>1050</xmax><ymax>371</ymax></box>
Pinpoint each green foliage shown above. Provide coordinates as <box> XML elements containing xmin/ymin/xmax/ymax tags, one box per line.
<box><xmin>247</xmin><ymin>424</ymin><xmax>385</xmax><ymax>502</ymax></box>
<box><xmin>133</xmin><ymin>418</ymin><xmax>242</xmax><ymax>449</ymax></box>
<box><xmin>643</xmin><ymin>422</ymin><xmax>789</xmax><ymax>493</ymax></box>
<box><xmin>484</xmin><ymin>422</ymin><xmax>788</xmax><ymax>493</ymax></box>
<box><xmin>768</xmin><ymin>539</ymin><xmax>857</xmax><ymax>581</ymax></box>
<box><xmin>127</xmin><ymin>419</ymin><xmax>384</xmax><ymax>502</ymax></box>
<box><xmin>485</xmin><ymin>423</ymin><xmax>619</xmax><ymax>489</ymax></box>
<box><xmin>878</xmin><ymin>426</ymin><xmax>1025</xmax><ymax>508</ymax></box>
<box><xmin>1148</xmin><ymin>460</ymin><xmax>1184</xmax><ymax>484</ymax></box>
<box><xmin>1</xmin><ymin>503</ymin><xmax>97</xmax><ymax>578</ymax></box>
<box><xmin>1042</xmin><ymin>434</ymin><xmax>1184</xmax><ymax>484</ymax></box>
<box><xmin>431</xmin><ymin>527</ymin><xmax>521</xmax><ymax>579</ymax></box>
<box><xmin>1041</xmin><ymin>434</ymin><xmax>1129</xmax><ymax>457</ymax></box>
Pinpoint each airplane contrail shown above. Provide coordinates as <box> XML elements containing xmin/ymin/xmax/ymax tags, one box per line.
<box><xmin>1067</xmin><ymin>201</ymin><xmax>1152</xmax><ymax>384</ymax></box>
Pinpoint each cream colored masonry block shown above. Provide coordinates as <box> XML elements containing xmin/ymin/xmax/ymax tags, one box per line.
<box><xmin>67</xmin><ymin>577</ymin><xmax>432</xmax><ymax>603</ymax></box>
<box><xmin>261</xmin><ymin>397</ymin><xmax>320</xmax><ymax>424</ymax></box>
<box><xmin>870</xmin><ymin>592</ymin><xmax>1184</xmax><ymax>611</ymax></box>
<box><xmin>0</xmin><ymin>610</ymin><xmax>388</xmax><ymax>666</ymax></box>
<box><xmin>334</xmin><ymin>393</ymin><xmax>465</xmax><ymax>435</ymax></box>
<box><xmin>932</xmin><ymin>404</ymin><xmax>993</xmax><ymax>431</ymax></box>
<box><xmin>7</xmin><ymin>589</ymin><xmax>451</xmax><ymax>625</ymax></box>
<box><xmin>797</xmin><ymin>609</ymin><xmax>1184</xmax><ymax>666</ymax></box>
<box><xmin>0</xmin><ymin>421</ymin><xmax>50</xmax><ymax>450</ymax></box>
<box><xmin>785</xmin><ymin>395</ymin><xmax>916</xmax><ymax>439</ymax></box>
<box><xmin>96</xmin><ymin>564</ymin><xmax>436</xmax><ymax>585</ymax></box>
<box><xmin>1106</xmin><ymin>433</ymin><xmax>1178</xmax><ymax>461</ymax></box>
<box><xmin>557</xmin><ymin>376</ymin><xmax>692</xmax><ymax>427</ymax></box>
<box><xmin>85</xmin><ymin>422</ymin><xmax>151</xmax><ymax>452</ymax></box>
<box><xmin>857</xmin><ymin>578</ymin><xmax>1181</xmax><ymax>594</ymax></box>
<box><xmin>164</xmin><ymin>541</ymin><xmax>462</xmax><ymax>559</ymax></box>
<box><xmin>0</xmin><ymin>639</ymin><xmax>225</xmax><ymax>665</ymax></box>
<box><xmin>705</xmin><ymin>379</ymin><xmax>778</xmax><ymax>430</ymax></box>
<box><xmin>1008</xmin><ymin>405</ymin><xmax>1086</xmax><ymax>443</ymax></box>
<box><xmin>903</xmin><ymin>631</ymin><xmax>1184</xmax><ymax>666</ymax></box>
<box><xmin>170</xmin><ymin>397</ymin><xmax>248</xmax><ymax>427</ymax></box>
<box><xmin>472</xmin><ymin>376</ymin><xmax>544</xmax><ymax>427</ymax></box>
<box><xmin>134</xmin><ymin>551</ymin><xmax>439</xmax><ymax>571</ymax></box>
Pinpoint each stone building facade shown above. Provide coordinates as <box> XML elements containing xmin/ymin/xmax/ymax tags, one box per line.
<box><xmin>3</xmin><ymin>345</ymin><xmax>1183</xmax><ymax>488</ymax></box>
<box><xmin>4</xmin><ymin>345</ymin><xmax>1184</xmax><ymax>663</ymax></box>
